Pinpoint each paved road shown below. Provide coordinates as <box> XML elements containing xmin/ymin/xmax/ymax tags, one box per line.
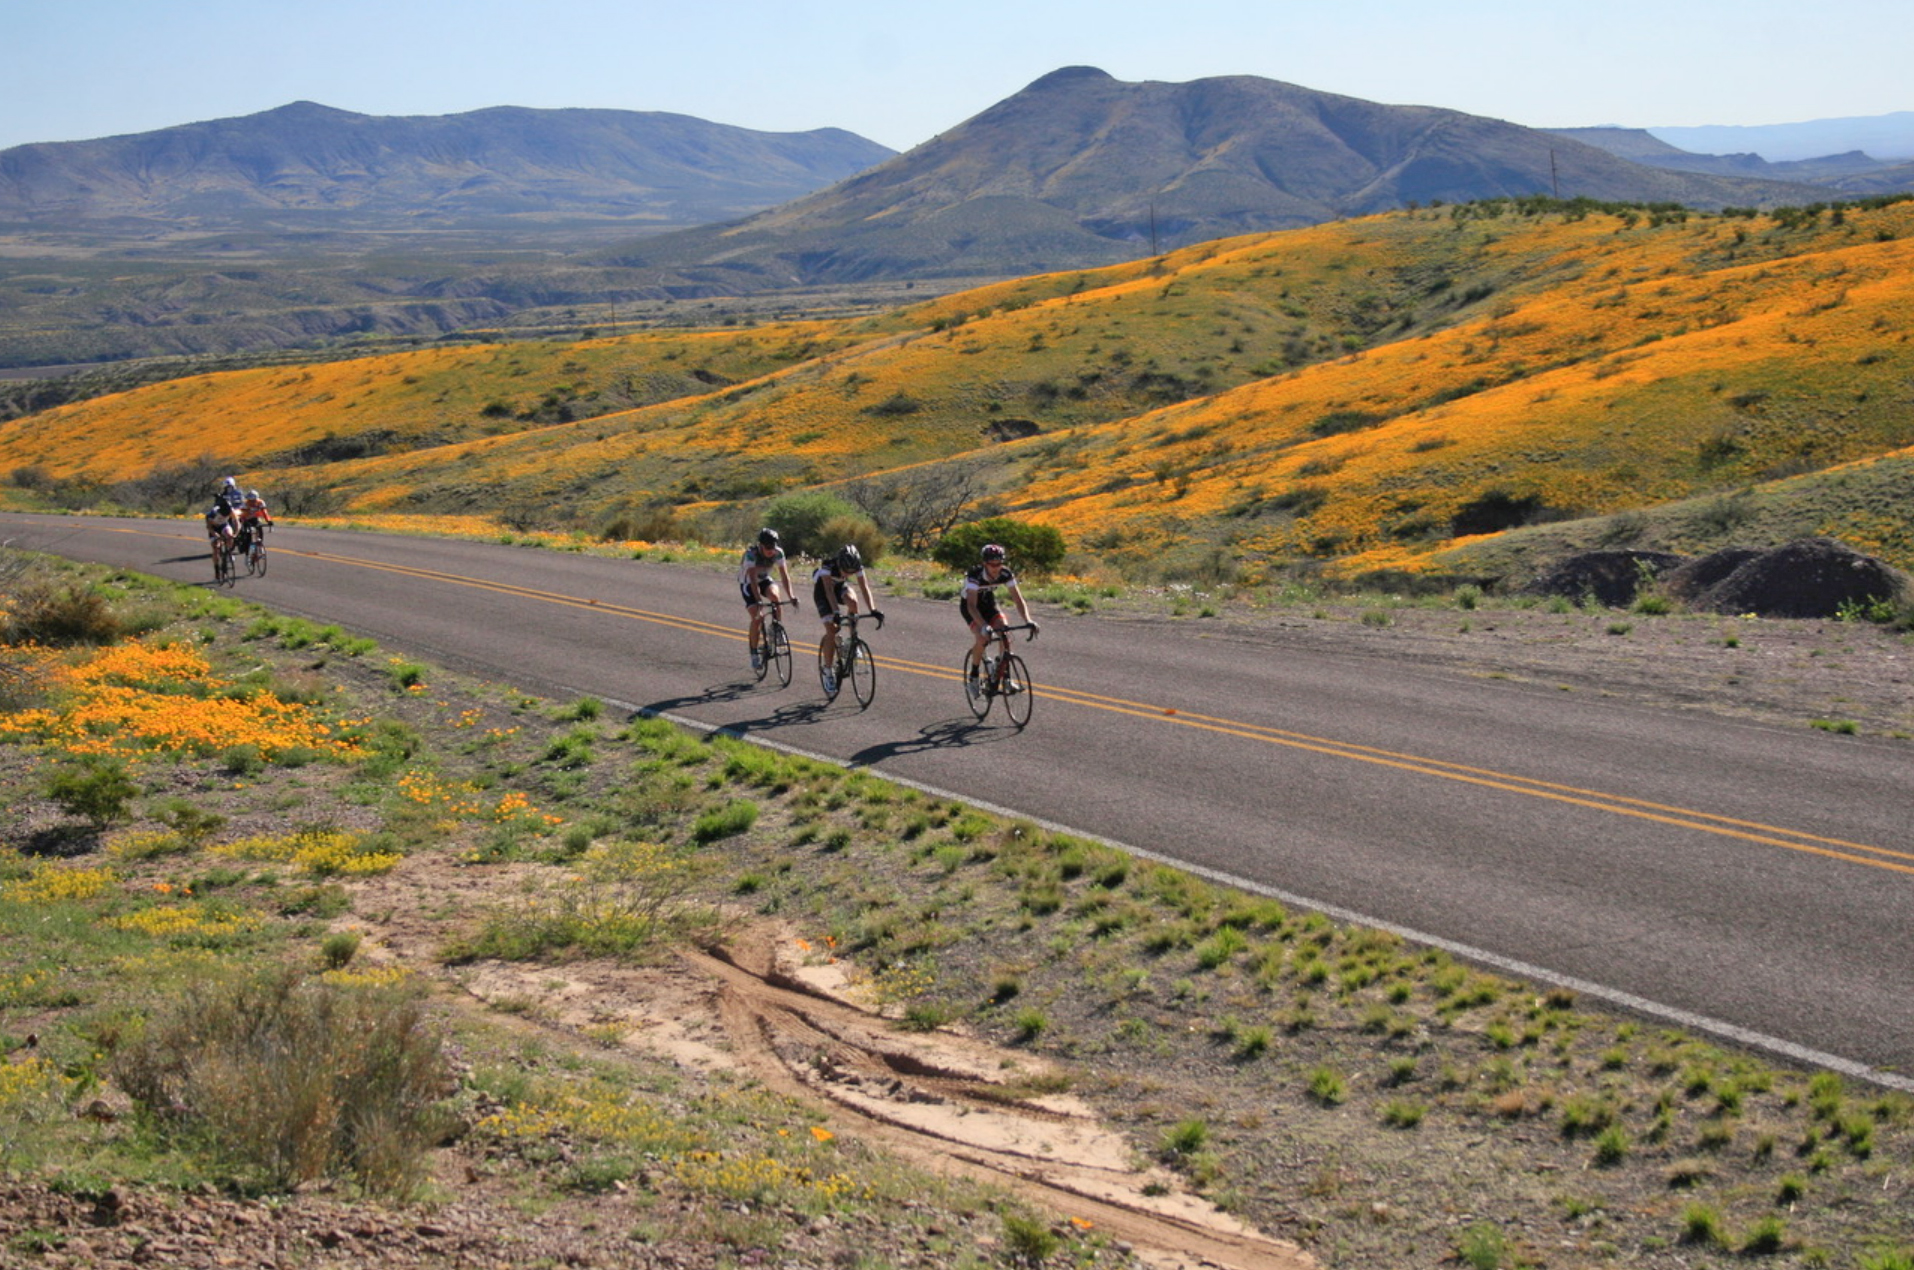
<box><xmin>8</xmin><ymin>513</ymin><xmax>1913</xmax><ymax>1084</ymax></box>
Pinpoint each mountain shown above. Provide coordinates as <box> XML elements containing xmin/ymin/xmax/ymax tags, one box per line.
<box><xmin>1549</xmin><ymin>126</ymin><xmax>1914</xmax><ymax>191</ymax></box>
<box><xmin>612</xmin><ymin>67</ymin><xmax>1830</xmax><ymax>286</ymax></box>
<box><xmin>0</xmin><ymin>101</ymin><xmax>895</xmax><ymax>233</ymax></box>
<box><xmin>1650</xmin><ymin>113</ymin><xmax>1914</xmax><ymax>163</ymax></box>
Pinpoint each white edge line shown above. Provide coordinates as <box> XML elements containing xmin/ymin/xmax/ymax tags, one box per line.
<box><xmin>608</xmin><ymin>695</ymin><xmax>1914</xmax><ymax>1095</ymax></box>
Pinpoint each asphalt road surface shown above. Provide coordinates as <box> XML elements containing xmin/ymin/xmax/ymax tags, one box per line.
<box><xmin>8</xmin><ymin>513</ymin><xmax>1912</xmax><ymax>1086</ymax></box>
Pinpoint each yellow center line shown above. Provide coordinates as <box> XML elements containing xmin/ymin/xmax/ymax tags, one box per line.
<box><xmin>104</xmin><ymin>525</ymin><xmax>1913</xmax><ymax>878</ymax></box>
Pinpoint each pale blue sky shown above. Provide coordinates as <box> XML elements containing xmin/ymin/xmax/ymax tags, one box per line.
<box><xmin>4</xmin><ymin>0</ymin><xmax>1909</xmax><ymax>154</ymax></box>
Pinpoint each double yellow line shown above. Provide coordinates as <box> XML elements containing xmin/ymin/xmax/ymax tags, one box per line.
<box><xmin>144</xmin><ymin>528</ymin><xmax>1914</xmax><ymax>879</ymax></box>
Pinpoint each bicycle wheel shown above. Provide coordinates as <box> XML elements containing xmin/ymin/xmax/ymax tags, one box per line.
<box><xmin>769</xmin><ymin>622</ymin><xmax>792</xmax><ymax>687</ymax></box>
<box><xmin>1002</xmin><ymin>653</ymin><xmax>1034</xmax><ymax>728</ymax></box>
<box><xmin>961</xmin><ymin>648</ymin><xmax>991</xmax><ymax>720</ymax></box>
<box><xmin>213</xmin><ymin>545</ymin><xmax>231</xmax><ymax>586</ymax></box>
<box><xmin>848</xmin><ymin>639</ymin><xmax>876</xmax><ymax>709</ymax></box>
<box><xmin>818</xmin><ymin>640</ymin><xmax>841</xmax><ymax>701</ymax></box>
<box><xmin>248</xmin><ymin>541</ymin><xmax>266</xmax><ymax>577</ymax></box>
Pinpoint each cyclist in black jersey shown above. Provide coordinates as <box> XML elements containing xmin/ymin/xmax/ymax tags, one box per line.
<box><xmin>959</xmin><ymin>542</ymin><xmax>1038</xmax><ymax>698</ymax></box>
<box><xmin>812</xmin><ymin>544</ymin><xmax>882</xmax><ymax>694</ymax></box>
<box><xmin>738</xmin><ymin>528</ymin><xmax>794</xmax><ymax>670</ymax></box>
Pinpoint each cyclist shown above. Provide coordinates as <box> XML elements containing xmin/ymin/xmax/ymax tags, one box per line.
<box><xmin>961</xmin><ymin>542</ymin><xmax>1038</xmax><ymax>699</ymax></box>
<box><xmin>235</xmin><ymin>488</ymin><xmax>273</xmax><ymax>555</ymax></box>
<box><xmin>217</xmin><ymin>475</ymin><xmax>244</xmax><ymax>509</ymax></box>
<box><xmin>739</xmin><ymin>527</ymin><xmax>793</xmax><ymax>671</ymax></box>
<box><xmin>204</xmin><ymin>498</ymin><xmax>240</xmax><ymax>567</ymax></box>
<box><xmin>812</xmin><ymin>543</ymin><xmax>883</xmax><ymax>694</ymax></box>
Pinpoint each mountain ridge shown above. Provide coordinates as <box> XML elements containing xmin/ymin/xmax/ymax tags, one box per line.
<box><xmin>611</xmin><ymin>68</ymin><xmax>1833</xmax><ymax>285</ymax></box>
<box><xmin>0</xmin><ymin>101</ymin><xmax>896</xmax><ymax>229</ymax></box>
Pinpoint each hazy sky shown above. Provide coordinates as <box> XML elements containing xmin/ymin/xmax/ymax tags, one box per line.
<box><xmin>4</xmin><ymin>0</ymin><xmax>1909</xmax><ymax>154</ymax></box>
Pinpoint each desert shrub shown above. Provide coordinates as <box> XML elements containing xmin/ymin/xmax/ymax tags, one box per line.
<box><xmin>932</xmin><ymin>517</ymin><xmax>1066</xmax><ymax>576</ymax></box>
<box><xmin>115</xmin><ymin>968</ymin><xmax>454</xmax><ymax>1195</ymax></box>
<box><xmin>815</xmin><ymin>512</ymin><xmax>886</xmax><ymax>565</ymax></box>
<box><xmin>2</xmin><ymin>579</ymin><xmax>124</xmax><ymax>646</ymax></box>
<box><xmin>46</xmin><ymin>758</ymin><xmax>139</xmax><ymax>829</ymax></box>
<box><xmin>761</xmin><ymin>491</ymin><xmax>863</xmax><ymax>560</ymax></box>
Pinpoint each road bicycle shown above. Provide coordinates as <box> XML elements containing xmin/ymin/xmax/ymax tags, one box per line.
<box><xmin>751</xmin><ymin>599</ymin><xmax>793</xmax><ymax>688</ymax></box>
<box><xmin>210</xmin><ymin>534</ymin><xmax>237</xmax><ymax>587</ymax></box>
<box><xmin>963</xmin><ymin>623</ymin><xmax>1037</xmax><ymax>727</ymax></box>
<box><xmin>818</xmin><ymin>610</ymin><xmax>882</xmax><ymax>708</ymax></box>
<box><xmin>244</xmin><ymin>524</ymin><xmax>269</xmax><ymax>577</ymax></box>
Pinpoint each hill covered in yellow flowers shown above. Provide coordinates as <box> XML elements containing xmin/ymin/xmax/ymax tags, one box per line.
<box><xmin>7</xmin><ymin>196</ymin><xmax>1912</xmax><ymax>582</ymax></box>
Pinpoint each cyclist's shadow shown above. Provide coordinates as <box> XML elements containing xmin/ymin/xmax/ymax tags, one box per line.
<box><xmin>634</xmin><ymin>678</ymin><xmax>833</xmax><ymax>732</ymax></box>
<box><xmin>847</xmin><ymin>717</ymin><xmax>1016</xmax><ymax>766</ymax></box>
<box><xmin>635</xmin><ymin>678</ymin><xmax>762</xmax><ymax>714</ymax></box>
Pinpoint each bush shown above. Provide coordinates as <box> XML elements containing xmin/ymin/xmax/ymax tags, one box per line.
<box><xmin>932</xmin><ymin>517</ymin><xmax>1067</xmax><ymax>576</ymax></box>
<box><xmin>114</xmin><ymin>968</ymin><xmax>454</xmax><ymax>1195</ymax></box>
<box><xmin>46</xmin><ymin>758</ymin><xmax>139</xmax><ymax>829</ymax></box>
<box><xmin>2</xmin><ymin>579</ymin><xmax>124</xmax><ymax>646</ymax></box>
<box><xmin>761</xmin><ymin>491</ymin><xmax>869</xmax><ymax>560</ymax></box>
<box><xmin>816</xmin><ymin>513</ymin><xmax>886</xmax><ymax>565</ymax></box>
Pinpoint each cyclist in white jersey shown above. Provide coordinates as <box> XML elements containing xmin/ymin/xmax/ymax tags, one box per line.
<box><xmin>738</xmin><ymin>527</ymin><xmax>793</xmax><ymax>670</ymax></box>
<box><xmin>959</xmin><ymin>542</ymin><xmax>1038</xmax><ymax>698</ymax></box>
<box><xmin>811</xmin><ymin>544</ymin><xmax>883</xmax><ymax>694</ymax></box>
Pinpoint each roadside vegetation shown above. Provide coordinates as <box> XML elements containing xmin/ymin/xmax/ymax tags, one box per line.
<box><xmin>3</xmin><ymin>551</ymin><xmax>1911</xmax><ymax>1266</ymax></box>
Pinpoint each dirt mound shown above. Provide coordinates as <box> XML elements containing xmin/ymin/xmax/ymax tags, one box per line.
<box><xmin>1686</xmin><ymin>537</ymin><xmax>1913</xmax><ymax>618</ymax></box>
<box><xmin>1662</xmin><ymin>547</ymin><xmax>1765</xmax><ymax>603</ymax></box>
<box><xmin>1520</xmin><ymin>549</ymin><xmax>1686</xmax><ymax>607</ymax></box>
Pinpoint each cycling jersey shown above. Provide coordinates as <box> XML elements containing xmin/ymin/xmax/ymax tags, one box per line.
<box><xmin>811</xmin><ymin>561</ymin><xmax>863</xmax><ymax>619</ymax></box>
<box><xmin>959</xmin><ymin>563</ymin><xmax>1018</xmax><ymax>620</ymax></box>
<box><xmin>738</xmin><ymin>544</ymin><xmax>787</xmax><ymax>607</ymax></box>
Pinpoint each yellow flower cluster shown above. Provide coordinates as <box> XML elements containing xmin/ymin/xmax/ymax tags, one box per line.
<box><xmin>320</xmin><ymin>964</ymin><xmax>412</xmax><ymax>989</ymax></box>
<box><xmin>0</xmin><ymin>1056</ymin><xmax>72</xmax><ymax>1116</ymax></box>
<box><xmin>106</xmin><ymin>904</ymin><xmax>261</xmax><ymax>940</ymax></box>
<box><xmin>2</xmin><ymin>860</ymin><xmax>116</xmax><ymax>904</ymax></box>
<box><xmin>475</xmin><ymin>1092</ymin><xmax>689</xmax><ymax>1150</ymax></box>
<box><xmin>0</xmin><ymin>967</ymin><xmax>66</xmax><ymax>1007</ymax></box>
<box><xmin>3</xmin><ymin>640</ymin><xmax>359</xmax><ymax>762</ymax></box>
<box><xmin>672</xmin><ymin>1150</ymin><xmax>862</xmax><ymax>1203</ymax></box>
<box><xmin>211</xmin><ymin>831</ymin><xmax>403</xmax><ymax>876</ymax></box>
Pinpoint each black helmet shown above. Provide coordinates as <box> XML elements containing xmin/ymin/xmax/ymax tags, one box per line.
<box><xmin>835</xmin><ymin>544</ymin><xmax>863</xmax><ymax>573</ymax></box>
<box><xmin>980</xmin><ymin>543</ymin><xmax>1006</xmax><ymax>562</ymax></box>
<box><xmin>757</xmin><ymin>527</ymin><xmax>780</xmax><ymax>548</ymax></box>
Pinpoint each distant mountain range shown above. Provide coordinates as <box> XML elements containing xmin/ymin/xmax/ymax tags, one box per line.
<box><xmin>1</xmin><ymin>74</ymin><xmax>1907</xmax><ymax>372</ymax></box>
<box><xmin>1649</xmin><ymin>113</ymin><xmax>1914</xmax><ymax>163</ymax></box>
<box><xmin>0</xmin><ymin>101</ymin><xmax>896</xmax><ymax>233</ymax></box>
<box><xmin>611</xmin><ymin>67</ymin><xmax>1834</xmax><ymax>286</ymax></box>
<box><xmin>1550</xmin><ymin>126</ymin><xmax>1914</xmax><ymax>197</ymax></box>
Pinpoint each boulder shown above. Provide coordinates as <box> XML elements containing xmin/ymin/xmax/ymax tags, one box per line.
<box><xmin>1522</xmin><ymin>550</ymin><xmax>1687</xmax><ymax>608</ymax></box>
<box><xmin>1689</xmin><ymin>537</ymin><xmax>1912</xmax><ymax>618</ymax></box>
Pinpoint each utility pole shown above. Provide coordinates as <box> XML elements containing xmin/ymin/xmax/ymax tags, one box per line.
<box><xmin>1149</xmin><ymin>202</ymin><xmax>1159</xmax><ymax>257</ymax></box>
<box><xmin>1550</xmin><ymin>149</ymin><xmax>1560</xmax><ymax>199</ymax></box>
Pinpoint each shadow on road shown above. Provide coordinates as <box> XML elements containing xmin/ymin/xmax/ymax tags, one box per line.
<box><xmin>846</xmin><ymin>717</ymin><xmax>1019</xmax><ymax>767</ymax></box>
<box><xmin>631</xmin><ymin>679</ymin><xmax>764</xmax><ymax>716</ymax></box>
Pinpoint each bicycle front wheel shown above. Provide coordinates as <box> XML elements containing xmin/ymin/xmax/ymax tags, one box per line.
<box><xmin>849</xmin><ymin>639</ymin><xmax>876</xmax><ymax>709</ymax></box>
<box><xmin>961</xmin><ymin>649</ymin><xmax>991</xmax><ymax>720</ymax></box>
<box><xmin>248</xmin><ymin>544</ymin><xmax>266</xmax><ymax>577</ymax></box>
<box><xmin>1003</xmin><ymin>654</ymin><xmax>1034</xmax><ymax>728</ymax></box>
<box><xmin>769</xmin><ymin>623</ymin><xmax>792</xmax><ymax>687</ymax></box>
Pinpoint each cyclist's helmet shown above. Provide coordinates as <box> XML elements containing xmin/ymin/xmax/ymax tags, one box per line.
<box><xmin>980</xmin><ymin>543</ymin><xmax>1006</xmax><ymax>563</ymax></box>
<box><xmin>756</xmin><ymin>527</ymin><xmax>780</xmax><ymax>549</ymax></box>
<box><xmin>834</xmin><ymin>544</ymin><xmax>863</xmax><ymax>574</ymax></box>
<box><xmin>248</xmin><ymin>489</ymin><xmax>260</xmax><ymax>499</ymax></box>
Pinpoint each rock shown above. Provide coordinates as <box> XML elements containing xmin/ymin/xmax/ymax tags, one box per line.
<box><xmin>1688</xmin><ymin>537</ymin><xmax>1913</xmax><ymax>618</ymax></box>
<box><xmin>1522</xmin><ymin>550</ymin><xmax>1688</xmax><ymax>607</ymax></box>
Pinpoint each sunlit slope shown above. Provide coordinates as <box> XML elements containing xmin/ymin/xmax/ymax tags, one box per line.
<box><xmin>9</xmin><ymin>199</ymin><xmax>1913</xmax><ymax>576</ymax></box>
<box><xmin>270</xmin><ymin>207</ymin><xmax>1768</xmax><ymax>511</ymax></box>
<box><xmin>990</xmin><ymin>204</ymin><xmax>1914</xmax><ymax>572</ymax></box>
<box><xmin>0</xmin><ymin>323</ymin><xmax>863</xmax><ymax>481</ymax></box>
